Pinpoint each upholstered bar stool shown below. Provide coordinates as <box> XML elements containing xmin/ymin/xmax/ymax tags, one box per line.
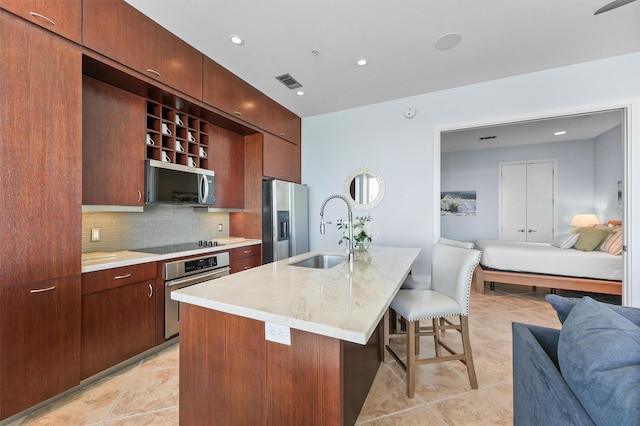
<box><xmin>384</xmin><ymin>243</ymin><xmax>481</xmax><ymax>398</ymax></box>
<box><xmin>397</xmin><ymin>238</ymin><xmax>476</xmax><ymax>340</ymax></box>
<box><xmin>401</xmin><ymin>238</ymin><xmax>475</xmax><ymax>290</ymax></box>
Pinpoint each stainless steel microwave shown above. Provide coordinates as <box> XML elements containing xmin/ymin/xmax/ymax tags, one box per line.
<box><xmin>145</xmin><ymin>159</ymin><xmax>215</xmax><ymax>206</ymax></box>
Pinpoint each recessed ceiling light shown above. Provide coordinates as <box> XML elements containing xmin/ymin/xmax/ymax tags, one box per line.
<box><xmin>357</xmin><ymin>58</ymin><xmax>368</xmax><ymax>66</ymax></box>
<box><xmin>296</xmin><ymin>91</ymin><xmax>304</xmax><ymax>96</ymax></box>
<box><xmin>434</xmin><ymin>33</ymin><xmax>462</xmax><ymax>50</ymax></box>
<box><xmin>229</xmin><ymin>35</ymin><xmax>244</xmax><ymax>45</ymax></box>
<box><xmin>554</xmin><ymin>130</ymin><xmax>567</xmax><ymax>136</ymax></box>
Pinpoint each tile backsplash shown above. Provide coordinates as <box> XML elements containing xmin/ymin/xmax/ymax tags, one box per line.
<box><xmin>82</xmin><ymin>206</ymin><xmax>230</xmax><ymax>252</ymax></box>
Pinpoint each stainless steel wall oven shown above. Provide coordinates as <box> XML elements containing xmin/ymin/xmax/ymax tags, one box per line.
<box><xmin>164</xmin><ymin>252</ymin><xmax>230</xmax><ymax>338</ymax></box>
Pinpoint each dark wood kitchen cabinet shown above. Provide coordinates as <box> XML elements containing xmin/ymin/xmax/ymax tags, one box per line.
<box><xmin>230</xmin><ymin>244</ymin><xmax>262</xmax><ymax>274</ymax></box>
<box><xmin>82</xmin><ymin>0</ymin><xmax>203</xmax><ymax>100</ymax></box>
<box><xmin>210</xmin><ymin>125</ymin><xmax>245</xmax><ymax>209</ymax></box>
<box><xmin>0</xmin><ymin>11</ymin><xmax>82</xmax><ymax>287</ymax></box>
<box><xmin>263</xmin><ymin>96</ymin><xmax>301</xmax><ymax>145</ymax></box>
<box><xmin>83</xmin><ymin>76</ymin><xmax>146</xmax><ymax>207</ymax></box>
<box><xmin>0</xmin><ymin>276</ymin><xmax>81</xmax><ymax>419</ymax></box>
<box><xmin>81</xmin><ymin>263</ymin><xmax>158</xmax><ymax>379</ymax></box>
<box><xmin>203</xmin><ymin>57</ymin><xmax>265</xmax><ymax>128</ymax></box>
<box><xmin>263</xmin><ymin>133</ymin><xmax>301</xmax><ymax>183</ymax></box>
<box><xmin>0</xmin><ymin>10</ymin><xmax>82</xmax><ymax>420</ymax></box>
<box><xmin>0</xmin><ymin>0</ymin><xmax>81</xmax><ymax>43</ymax></box>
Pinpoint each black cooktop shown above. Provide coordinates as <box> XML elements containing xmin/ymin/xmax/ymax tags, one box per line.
<box><xmin>132</xmin><ymin>241</ymin><xmax>219</xmax><ymax>255</ymax></box>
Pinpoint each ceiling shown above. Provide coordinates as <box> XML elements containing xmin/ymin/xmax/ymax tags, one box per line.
<box><xmin>441</xmin><ymin>109</ymin><xmax>624</xmax><ymax>153</ymax></box>
<box><xmin>124</xmin><ymin>0</ymin><xmax>640</xmax><ymax>118</ymax></box>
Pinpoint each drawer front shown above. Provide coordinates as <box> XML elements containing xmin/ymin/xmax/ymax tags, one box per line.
<box><xmin>230</xmin><ymin>244</ymin><xmax>261</xmax><ymax>261</ymax></box>
<box><xmin>82</xmin><ymin>262</ymin><xmax>157</xmax><ymax>295</ymax></box>
<box><xmin>231</xmin><ymin>255</ymin><xmax>261</xmax><ymax>274</ymax></box>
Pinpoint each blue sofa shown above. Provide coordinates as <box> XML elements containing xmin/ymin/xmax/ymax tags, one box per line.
<box><xmin>512</xmin><ymin>295</ymin><xmax>640</xmax><ymax>426</ymax></box>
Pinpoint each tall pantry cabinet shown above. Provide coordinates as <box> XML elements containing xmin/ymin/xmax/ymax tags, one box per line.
<box><xmin>0</xmin><ymin>11</ymin><xmax>82</xmax><ymax>420</ymax></box>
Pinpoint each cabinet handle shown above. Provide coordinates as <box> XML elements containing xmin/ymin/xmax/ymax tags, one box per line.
<box><xmin>148</xmin><ymin>284</ymin><xmax>153</xmax><ymax>298</ymax></box>
<box><xmin>114</xmin><ymin>273</ymin><xmax>132</xmax><ymax>280</ymax></box>
<box><xmin>243</xmin><ymin>266</ymin><xmax>251</xmax><ymax>270</ymax></box>
<box><xmin>29</xmin><ymin>12</ymin><xmax>56</xmax><ymax>26</ymax></box>
<box><xmin>279</xmin><ymin>133</ymin><xmax>286</xmax><ymax>137</ymax></box>
<box><xmin>243</xmin><ymin>250</ymin><xmax>252</xmax><ymax>254</ymax></box>
<box><xmin>30</xmin><ymin>286</ymin><xmax>56</xmax><ymax>294</ymax></box>
<box><xmin>137</xmin><ymin>190</ymin><xmax>142</xmax><ymax>202</ymax></box>
<box><xmin>146</xmin><ymin>68</ymin><xmax>161</xmax><ymax>77</ymax></box>
<box><xmin>517</xmin><ymin>229</ymin><xmax>525</xmax><ymax>233</ymax></box>
<box><xmin>233</xmin><ymin>110</ymin><xmax>242</xmax><ymax>116</ymax></box>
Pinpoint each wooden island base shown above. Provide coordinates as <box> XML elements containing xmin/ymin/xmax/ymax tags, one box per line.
<box><xmin>179</xmin><ymin>303</ymin><xmax>382</xmax><ymax>425</ymax></box>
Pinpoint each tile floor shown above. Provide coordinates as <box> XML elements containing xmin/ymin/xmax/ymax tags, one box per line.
<box><xmin>10</xmin><ymin>283</ymin><xmax>620</xmax><ymax>426</ymax></box>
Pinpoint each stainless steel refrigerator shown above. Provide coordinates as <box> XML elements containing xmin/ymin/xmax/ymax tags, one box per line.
<box><xmin>262</xmin><ymin>179</ymin><xmax>309</xmax><ymax>264</ymax></box>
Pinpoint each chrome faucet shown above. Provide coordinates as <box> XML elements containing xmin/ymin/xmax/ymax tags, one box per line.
<box><xmin>320</xmin><ymin>194</ymin><xmax>354</xmax><ymax>264</ymax></box>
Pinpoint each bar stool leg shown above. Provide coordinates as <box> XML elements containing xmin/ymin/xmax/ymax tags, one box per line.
<box><xmin>406</xmin><ymin>319</ymin><xmax>416</xmax><ymax>398</ymax></box>
<box><xmin>460</xmin><ymin>315</ymin><xmax>478</xmax><ymax>389</ymax></box>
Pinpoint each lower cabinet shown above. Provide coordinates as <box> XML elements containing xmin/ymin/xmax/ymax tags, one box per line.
<box><xmin>0</xmin><ymin>276</ymin><xmax>81</xmax><ymax>420</ymax></box>
<box><xmin>230</xmin><ymin>244</ymin><xmax>262</xmax><ymax>274</ymax></box>
<box><xmin>81</xmin><ymin>264</ymin><xmax>157</xmax><ymax>379</ymax></box>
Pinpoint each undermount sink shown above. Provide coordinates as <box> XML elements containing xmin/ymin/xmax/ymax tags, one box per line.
<box><xmin>289</xmin><ymin>254</ymin><xmax>348</xmax><ymax>269</ymax></box>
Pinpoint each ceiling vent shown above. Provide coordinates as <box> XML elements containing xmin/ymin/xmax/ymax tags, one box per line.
<box><xmin>276</xmin><ymin>73</ymin><xmax>302</xmax><ymax>90</ymax></box>
<box><xmin>479</xmin><ymin>136</ymin><xmax>497</xmax><ymax>141</ymax></box>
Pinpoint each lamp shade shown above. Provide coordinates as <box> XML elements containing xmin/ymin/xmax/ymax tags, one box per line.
<box><xmin>569</xmin><ymin>213</ymin><xmax>601</xmax><ymax>227</ymax></box>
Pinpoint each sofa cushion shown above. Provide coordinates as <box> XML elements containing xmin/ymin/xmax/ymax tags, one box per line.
<box><xmin>558</xmin><ymin>297</ymin><xmax>640</xmax><ymax>426</ymax></box>
<box><xmin>546</xmin><ymin>294</ymin><xmax>640</xmax><ymax>326</ymax></box>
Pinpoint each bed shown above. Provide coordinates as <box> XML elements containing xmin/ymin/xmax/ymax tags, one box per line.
<box><xmin>473</xmin><ymin>236</ymin><xmax>623</xmax><ymax>295</ymax></box>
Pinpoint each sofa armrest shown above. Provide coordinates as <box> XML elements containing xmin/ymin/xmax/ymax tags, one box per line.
<box><xmin>512</xmin><ymin>322</ymin><xmax>594</xmax><ymax>426</ymax></box>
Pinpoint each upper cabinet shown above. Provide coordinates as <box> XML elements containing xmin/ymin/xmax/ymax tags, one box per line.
<box><xmin>82</xmin><ymin>0</ymin><xmax>203</xmax><ymax>100</ymax></box>
<box><xmin>262</xmin><ymin>97</ymin><xmax>301</xmax><ymax>145</ymax></box>
<box><xmin>209</xmin><ymin>126</ymin><xmax>245</xmax><ymax>209</ymax></box>
<box><xmin>203</xmin><ymin>57</ymin><xmax>265</xmax><ymax>128</ymax></box>
<box><xmin>0</xmin><ymin>0</ymin><xmax>81</xmax><ymax>43</ymax></box>
<box><xmin>263</xmin><ymin>133</ymin><xmax>301</xmax><ymax>184</ymax></box>
<box><xmin>83</xmin><ymin>76</ymin><xmax>146</xmax><ymax>207</ymax></box>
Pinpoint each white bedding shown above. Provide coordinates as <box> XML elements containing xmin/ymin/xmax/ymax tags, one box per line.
<box><xmin>475</xmin><ymin>240</ymin><xmax>623</xmax><ymax>281</ymax></box>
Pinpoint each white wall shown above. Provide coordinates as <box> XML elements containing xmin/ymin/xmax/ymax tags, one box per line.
<box><xmin>440</xmin><ymin>139</ymin><xmax>597</xmax><ymax>241</ymax></box>
<box><xmin>302</xmin><ymin>52</ymin><xmax>640</xmax><ymax>304</ymax></box>
<box><xmin>594</xmin><ymin>124</ymin><xmax>623</xmax><ymax>221</ymax></box>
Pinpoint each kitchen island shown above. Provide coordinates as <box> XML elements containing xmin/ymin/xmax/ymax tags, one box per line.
<box><xmin>172</xmin><ymin>246</ymin><xmax>420</xmax><ymax>425</ymax></box>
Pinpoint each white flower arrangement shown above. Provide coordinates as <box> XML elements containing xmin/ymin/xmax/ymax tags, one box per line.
<box><xmin>336</xmin><ymin>215</ymin><xmax>379</xmax><ymax>251</ymax></box>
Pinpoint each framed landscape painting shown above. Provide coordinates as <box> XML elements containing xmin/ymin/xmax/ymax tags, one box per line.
<box><xmin>441</xmin><ymin>190</ymin><xmax>477</xmax><ymax>216</ymax></box>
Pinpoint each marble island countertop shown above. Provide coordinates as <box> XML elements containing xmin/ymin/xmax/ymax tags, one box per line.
<box><xmin>81</xmin><ymin>238</ymin><xmax>262</xmax><ymax>273</ymax></box>
<box><xmin>172</xmin><ymin>246</ymin><xmax>421</xmax><ymax>345</ymax></box>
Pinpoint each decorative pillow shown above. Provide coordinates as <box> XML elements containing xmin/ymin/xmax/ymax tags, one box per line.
<box><xmin>546</xmin><ymin>294</ymin><xmax>640</xmax><ymax>326</ymax></box>
<box><xmin>438</xmin><ymin>237</ymin><xmax>474</xmax><ymax>249</ymax></box>
<box><xmin>600</xmin><ymin>227</ymin><xmax>623</xmax><ymax>255</ymax></box>
<box><xmin>573</xmin><ymin>228</ymin><xmax>609</xmax><ymax>252</ymax></box>
<box><xmin>558</xmin><ymin>297</ymin><xmax>640</xmax><ymax>426</ymax></box>
<box><xmin>550</xmin><ymin>233</ymin><xmax>579</xmax><ymax>249</ymax></box>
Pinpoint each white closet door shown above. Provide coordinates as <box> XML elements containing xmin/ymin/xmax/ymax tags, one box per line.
<box><xmin>500</xmin><ymin>161</ymin><xmax>555</xmax><ymax>242</ymax></box>
<box><xmin>501</xmin><ymin>164</ymin><xmax>528</xmax><ymax>241</ymax></box>
<box><xmin>525</xmin><ymin>162</ymin><xmax>554</xmax><ymax>242</ymax></box>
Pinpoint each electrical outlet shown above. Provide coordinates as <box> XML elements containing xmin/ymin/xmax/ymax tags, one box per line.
<box><xmin>265</xmin><ymin>322</ymin><xmax>291</xmax><ymax>345</ymax></box>
<box><xmin>91</xmin><ymin>228</ymin><xmax>101</xmax><ymax>242</ymax></box>
<box><xmin>218</xmin><ymin>223</ymin><xmax>223</xmax><ymax>232</ymax></box>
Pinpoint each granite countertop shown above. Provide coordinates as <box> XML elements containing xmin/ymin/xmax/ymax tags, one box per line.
<box><xmin>171</xmin><ymin>246</ymin><xmax>421</xmax><ymax>345</ymax></box>
<box><xmin>81</xmin><ymin>238</ymin><xmax>262</xmax><ymax>273</ymax></box>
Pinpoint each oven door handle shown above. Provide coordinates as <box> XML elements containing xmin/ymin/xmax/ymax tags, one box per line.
<box><xmin>165</xmin><ymin>267</ymin><xmax>231</xmax><ymax>289</ymax></box>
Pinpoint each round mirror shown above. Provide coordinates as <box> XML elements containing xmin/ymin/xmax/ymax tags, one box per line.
<box><xmin>344</xmin><ymin>167</ymin><xmax>385</xmax><ymax>210</ymax></box>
